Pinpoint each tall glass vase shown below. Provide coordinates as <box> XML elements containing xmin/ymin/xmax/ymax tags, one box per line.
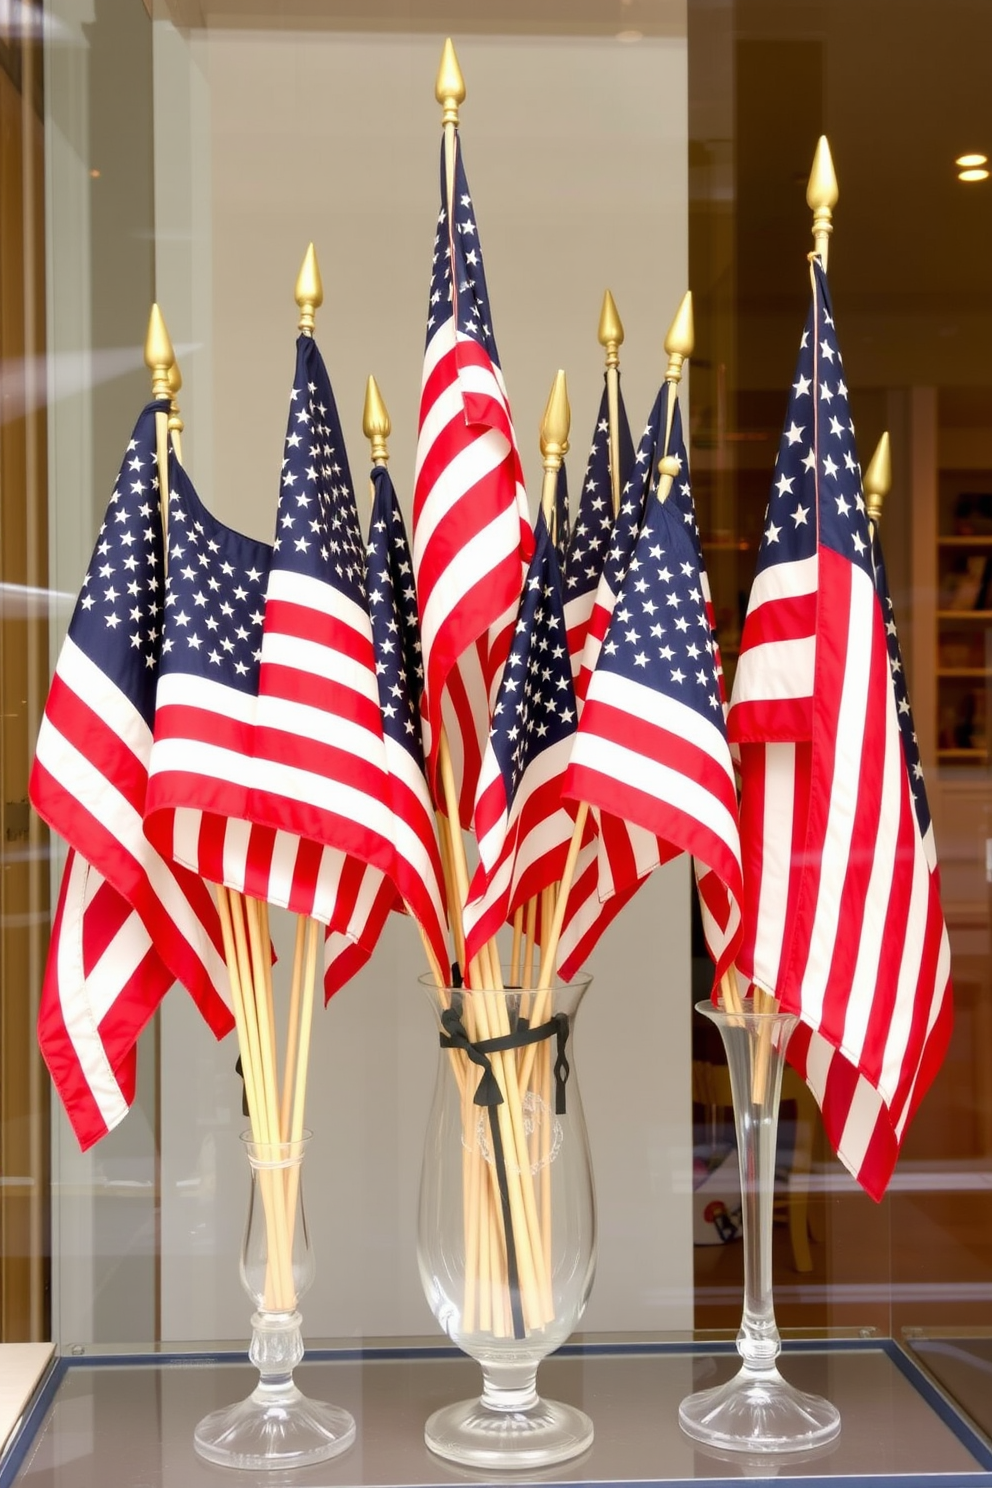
<box><xmin>418</xmin><ymin>975</ymin><xmax>595</xmax><ymax>1470</ymax></box>
<box><xmin>679</xmin><ymin>1000</ymin><xmax>841</xmax><ymax>1453</ymax></box>
<box><xmin>194</xmin><ymin>1133</ymin><xmax>356</xmax><ymax>1470</ymax></box>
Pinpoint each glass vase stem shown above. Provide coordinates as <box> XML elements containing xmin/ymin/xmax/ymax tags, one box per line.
<box><xmin>679</xmin><ymin>1002</ymin><xmax>841</xmax><ymax>1454</ymax></box>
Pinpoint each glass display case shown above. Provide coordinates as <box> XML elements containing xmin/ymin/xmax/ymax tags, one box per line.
<box><xmin>1</xmin><ymin>0</ymin><xmax>991</xmax><ymax>1481</ymax></box>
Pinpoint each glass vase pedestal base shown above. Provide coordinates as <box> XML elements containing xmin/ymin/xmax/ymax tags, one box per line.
<box><xmin>425</xmin><ymin>1392</ymin><xmax>593</xmax><ymax>1470</ymax></box>
<box><xmin>193</xmin><ymin>1310</ymin><xmax>356</xmax><ymax>1471</ymax></box>
<box><xmin>679</xmin><ymin>1363</ymin><xmax>841</xmax><ymax>1454</ymax></box>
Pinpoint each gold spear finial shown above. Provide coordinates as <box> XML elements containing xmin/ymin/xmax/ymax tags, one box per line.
<box><xmin>144</xmin><ymin>303</ymin><xmax>174</xmax><ymax>402</ymax></box>
<box><xmin>863</xmin><ymin>431</ymin><xmax>891</xmax><ymax>528</ymax></box>
<box><xmin>295</xmin><ymin>243</ymin><xmax>323</xmax><ymax>335</ymax></box>
<box><xmin>436</xmin><ymin>38</ymin><xmax>465</xmax><ymax>126</ymax></box>
<box><xmin>167</xmin><ymin>358</ymin><xmax>184</xmax><ymax>439</ymax></box>
<box><xmin>363</xmin><ymin>375</ymin><xmax>391</xmax><ymax>467</ymax></box>
<box><xmin>598</xmin><ymin>290</ymin><xmax>624</xmax><ymax>371</ymax></box>
<box><xmin>540</xmin><ymin>369</ymin><xmax>570</xmax><ymax>465</ymax></box>
<box><xmin>664</xmin><ymin>290</ymin><xmax>694</xmax><ymax>383</ymax></box>
<box><xmin>539</xmin><ymin>370</ymin><xmax>570</xmax><ymax>526</ymax></box>
<box><xmin>807</xmin><ymin>135</ymin><xmax>839</xmax><ymax>270</ymax></box>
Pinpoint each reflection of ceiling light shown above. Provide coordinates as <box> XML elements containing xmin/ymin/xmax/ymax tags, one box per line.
<box><xmin>616</xmin><ymin>28</ymin><xmax>643</xmax><ymax>41</ymax></box>
<box><xmin>958</xmin><ymin>168</ymin><xmax>990</xmax><ymax>182</ymax></box>
<box><xmin>89</xmin><ymin>168</ymin><xmax>101</xmax><ymax>179</ymax></box>
<box><xmin>956</xmin><ymin>153</ymin><xmax>988</xmax><ymax>168</ymax></box>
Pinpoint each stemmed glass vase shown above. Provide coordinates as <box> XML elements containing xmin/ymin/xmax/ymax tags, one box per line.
<box><xmin>193</xmin><ymin>1133</ymin><xmax>356</xmax><ymax>1469</ymax></box>
<box><xmin>418</xmin><ymin>975</ymin><xmax>595</xmax><ymax>1470</ymax></box>
<box><xmin>679</xmin><ymin>1000</ymin><xmax>841</xmax><ymax>1453</ymax></box>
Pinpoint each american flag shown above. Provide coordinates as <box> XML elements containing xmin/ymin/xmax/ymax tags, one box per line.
<box><xmin>667</xmin><ymin>398</ymin><xmax>725</xmax><ymax>705</ymax></box>
<box><xmin>38</xmin><ymin>852</ymin><xmax>175</xmax><ymax>1149</ymax></box>
<box><xmin>562</xmin><ymin>399</ymin><xmax>743</xmax><ymax>985</ymax></box>
<box><xmin>30</xmin><ymin>402</ymin><xmax>233</xmax><ymax>1147</ymax></box>
<box><xmin>727</xmin><ymin>258</ymin><xmax>952</xmax><ymax>1198</ymax></box>
<box><xmin>413</xmin><ymin>135</ymin><xmax>533</xmax><ymax>826</ymax></box>
<box><xmin>562</xmin><ymin>378</ymin><xmax>634</xmax><ymax>684</ymax></box>
<box><xmin>463</xmin><ymin>512</ymin><xmax>582</xmax><ymax>968</ymax></box>
<box><xmin>144</xmin><ymin>338</ymin><xmax>397</xmax><ymax>997</ymax></box>
<box><xmin>366</xmin><ymin>464</ymin><xmax>449</xmax><ymax>978</ymax></box>
<box><xmin>555</xmin><ymin>390</ymin><xmax>667</xmax><ymax>978</ymax></box>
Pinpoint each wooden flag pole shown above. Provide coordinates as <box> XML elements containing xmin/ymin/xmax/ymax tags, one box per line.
<box><xmin>598</xmin><ymin>291</ymin><xmax>624</xmax><ymax>518</ymax></box>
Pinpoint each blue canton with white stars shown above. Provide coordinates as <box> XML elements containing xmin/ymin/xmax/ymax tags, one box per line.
<box><xmin>596</xmin><ymin>474</ymin><xmax>724</xmax><ymax>720</ymax></box>
<box><xmin>872</xmin><ymin>530</ymin><xmax>932</xmax><ymax>838</ymax></box>
<box><xmin>595</xmin><ymin>384</ymin><xmax>667</xmax><ymax>603</ymax></box>
<box><xmin>668</xmin><ymin>397</ymin><xmax>709</xmax><ymax>580</ymax></box>
<box><xmin>563</xmin><ymin>379</ymin><xmax>635</xmax><ymax>604</ymax></box>
<box><xmin>69</xmin><ymin>400</ymin><xmax>169</xmax><ymax>732</ymax></box>
<box><xmin>553</xmin><ymin>463</ymin><xmax>570</xmax><ymax>566</ymax></box>
<box><xmin>489</xmin><ymin>513</ymin><xmax>577</xmax><ymax>798</ymax></box>
<box><xmin>366</xmin><ymin>465</ymin><xmax>427</xmax><ymax>767</ymax></box>
<box><xmin>755</xmin><ymin>259</ymin><xmax>871</xmax><ymax>583</ymax></box>
<box><xmin>426</xmin><ymin>137</ymin><xmax>503</xmax><ymax>370</ymax></box>
<box><xmin>274</xmin><ymin>335</ymin><xmax>366</xmax><ymax>604</ymax></box>
<box><xmin>159</xmin><ymin>459</ymin><xmax>271</xmax><ymax>695</ymax></box>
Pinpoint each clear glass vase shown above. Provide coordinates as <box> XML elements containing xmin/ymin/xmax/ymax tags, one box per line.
<box><xmin>679</xmin><ymin>1000</ymin><xmax>841</xmax><ymax>1453</ymax></box>
<box><xmin>193</xmin><ymin>1133</ymin><xmax>356</xmax><ymax>1469</ymax></box>
<box><xmin>418</xmin><ymin>974</ymin><xmax>596</xmax><ymax>1469</ymax></box>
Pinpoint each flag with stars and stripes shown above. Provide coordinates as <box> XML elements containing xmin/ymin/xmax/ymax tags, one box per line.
<box><xmin>29</xmin><ymin>402</ymin><xmax>233</xmax><ymax>1149</ymax></box>
<box><xmin>463</xmin><ymin>512</ymin><xmax>583</xmax><ymax>968</ymax></box>
<box><xmin>366</xmin><ymin>463</ymin><xmax>449</xmax><ymax>978</ymax></box>
<box><xmin>144</xmin><ymin>338</ymin><xmax>397</xmax><ymax>998</ymax></box>
<box><xmin>563</xmin><ymin>377</ymin><xmax>635</xmax><ymax>683</ymax></box>
<box><xmin>727</xmin><ymin>257</ymin><xmax>951</xmax><ymax>1199</ymax></box>
<box><xmin>413</xmin><ymin>134</ymin><xmax>533</xmax><ymax>827</ymax></box>
<box><xmin>555</xmin><ymin>388</ymin><xmax>669</xmax><ymax>978</ymax></box>
<box><xmin>562</xmin><ymin>395</ymin><xmax>743</xmax><ymax>986</ymax></box>
<box><xmin>668</xmin><ymin>398</ymin><xmax>725</xmax><ymax>705</ymax></box>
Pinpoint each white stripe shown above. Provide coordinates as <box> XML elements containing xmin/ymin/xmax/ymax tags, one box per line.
<box><xmin>36</xmin><ymin>720</ymin><xmax>229</xmax><ymax>998</ymax></box>
<box><xmin>842</xmin><ymin>676</ymin><xmax>903</xmax><ymax>1063</ymax></box>
<box><xmin>730</xmin><ymin>636</ymin><xmax>815</xmax><ymax>706</ymax></box>
<box><xmin>751</xmin><ymin>742</ymin><xmax>794</xmax><ymax>994</ymax></box>
<box><xmin>476</xmin><ymin>738</ymin><xmax>573</xmax><ymax>872</ymax></box>
<box><xmin>260</xmin><ymin>635</ymin><xmax>380</xmax><ymax>709</ymax></box>
<box><xmin>415</xmin><ymin>379</ymin><xmax>466</xmax><ymax>490</ymax></box>
<box><xmin>147</xmin><ymin>736</ymin><xmax>395</xmax><ymax>845</ymax></box>
<box><xmin>263</xmin><ymin>570</ymin><xmax>372</xmax><ymax>645</ymax></box>
<box><xmin>802</xmin><ymin>571</ymin><xmax>874</xmax><ymax>1022</ymax></box>
<box><xmin>414</xmin><ymin>425</ymin><xmax>513</xmax><ymax>577</ymax></box>
<box><xmin>571</xmin><ymin>730</ymin><xmax>739</xmax><ymax>864</ymax></box>
<box><xmin>878</xmin><ymin>831</ymin><xmax>932</xmax><ymax>1106</ymax></box>
<box><xmin>420</xmin><ymin>498</ymin><xmax>522</xmax><ymax>667</ymax></box>
<box><xmin>585</xmin><ymin>669</ymin><xmax>738</xmax><ymax>796</ymax></box>
<box><xmin>58</xmin><ymin>637</ymin><xmax>152</xmax><ymax>758</ymax></box>
<box><xmin>743</xmin><ymin>553</ymin><xmax>818</xmax><ymax>611</ymax></box>
<box><xmin>834</xmin><ymin>1070</ymin><xmax>881</xmax><ymax>1178</ymax></box>
<box><xmin>56</xmin><ymin>855</ymin><xmax>129</xmax><ymax>1134</ymax></box>
<box><xmin>87</xmin><ymin>902</ymin><xmax>156</xmax><ymax>1025</ymax></box>
<box><xmin>221</xmin><ymin>818</ymin><xmax>252</xmax><ymax>893</ymax></box>
<box><xmin>253</xmin><ymin>689</ymin><xmax>386</xmax><ymax>759</ymax></box>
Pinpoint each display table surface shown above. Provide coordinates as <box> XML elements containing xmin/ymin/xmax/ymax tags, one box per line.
<box><xmin>2</xmin><ymin>1338</ymin><xmax>990</xmax><ymax>1487</ymax></box>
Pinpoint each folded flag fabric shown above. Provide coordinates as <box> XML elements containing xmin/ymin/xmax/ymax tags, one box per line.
<box><xmin>30</xmin><ymin>401</ymin><xmax>233</xmax><ymax>1148</ymax></box>
<box><xmin>727</xmin><ymin>257</ymin><xmax>952</xmax><ymax>1199</ymax></box>
<box><xmin>563</xmin><ymin>383</ymin><xmax>743</xmax><ymax>986</ymax></box>
<box><xmin>413</xmin><ymin>131</ymin><xmax>532</xmax><ymax>825</ymax></box>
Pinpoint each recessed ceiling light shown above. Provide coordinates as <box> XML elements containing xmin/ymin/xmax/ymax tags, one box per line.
<box><xmin>958</xmin><ymin>168</ymin><xmax>990</xmax><ymax>182</ymax></box>
<box><xmin>955</xmin><ymin>152</ymin><xmax>988</xmax><ymax>168</ymax></box>
<box><xmin>616</xmin><ymin>28</ymin><xmax>643</xmax><ymax>42</ymax></box>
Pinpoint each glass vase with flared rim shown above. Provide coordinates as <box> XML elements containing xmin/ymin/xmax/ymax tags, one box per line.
<box><xmin>417</xmin><ymin>972</ymin><xmax>596</xmax><ymax>1469</ymax></box>
<box><xmin>678</xmin><ymin>1000</ymin><xmax>841</xmax><ymax>1454</ymax></box>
